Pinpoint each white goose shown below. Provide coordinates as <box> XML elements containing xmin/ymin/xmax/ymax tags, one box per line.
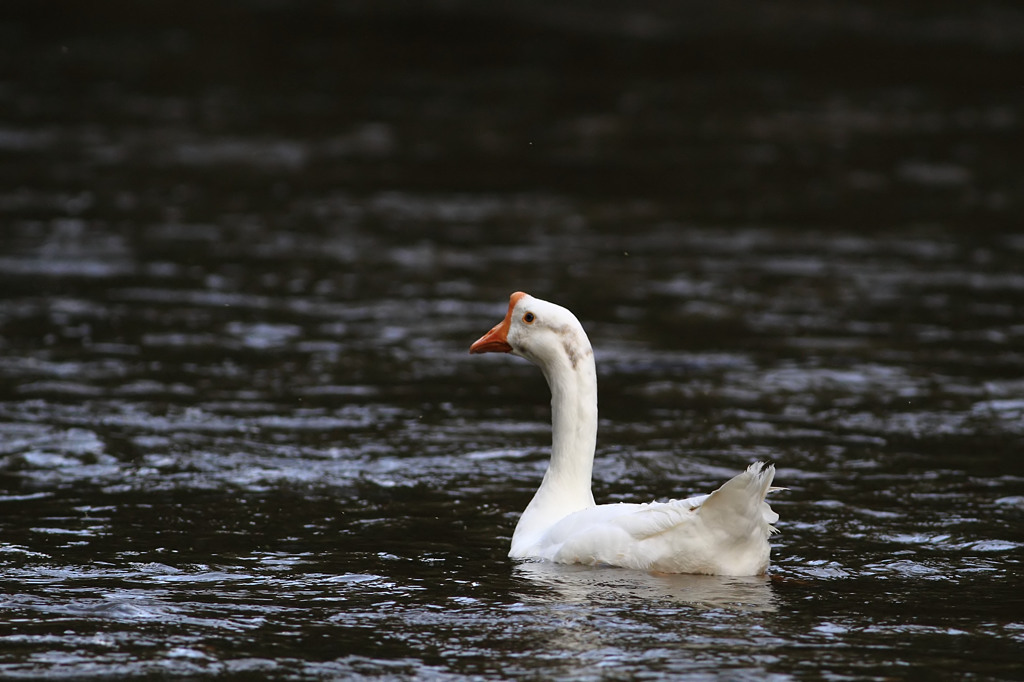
<box><xmin>470</xmin><ymin>292</ymin><xmax>780</xmax><ymax>576</ymax></box>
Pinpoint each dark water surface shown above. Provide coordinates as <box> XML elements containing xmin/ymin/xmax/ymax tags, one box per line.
<box><xmin>2</xmin><ymin>2</ymin><xmax>1023</xmax><ymax>679</ymax></box>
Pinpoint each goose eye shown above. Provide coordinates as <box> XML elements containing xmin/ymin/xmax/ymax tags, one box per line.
<box><xmin>523</xmin><ymin>312</ymin><xmax>535</xmax><ymax>324</ymax></box>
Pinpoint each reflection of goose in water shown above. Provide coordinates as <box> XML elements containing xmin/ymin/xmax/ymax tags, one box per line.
<box><xmin>513</xmin><ymin>561</ymin><xmax>778</xmax><ymax>612</ymax></box>
<box><xmin>471</xmin><ymin>292</ymin><xmax>781</xmax><ymax>576</ymax></box>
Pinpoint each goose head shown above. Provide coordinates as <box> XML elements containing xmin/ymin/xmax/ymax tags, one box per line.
<box><xmin>470</xmin><ymin>292</ymin><xmax>593</xmax><ymax>372</ymax></box>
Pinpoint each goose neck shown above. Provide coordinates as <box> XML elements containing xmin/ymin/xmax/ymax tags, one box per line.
<box><xmin>541</xmin><ymin>355</ymin><xmax>598</xmax><ymax>496</ymax></box>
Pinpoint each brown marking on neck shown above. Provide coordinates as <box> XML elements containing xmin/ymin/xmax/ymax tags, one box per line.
<box><xmin>559</xmin><ymin>325</ymin><xmax>591</xmax><ymax>370</ymax></box>
<box><xmin>562</xmin><ymin>338</ymin><xmax>579</xmax><ymax>370</ymax></box>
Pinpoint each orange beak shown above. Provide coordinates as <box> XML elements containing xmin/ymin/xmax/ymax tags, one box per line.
<box><xmin>469</xmin><ymin>291</ymin><xmax>527</xmax><ymax>354</ymax></box>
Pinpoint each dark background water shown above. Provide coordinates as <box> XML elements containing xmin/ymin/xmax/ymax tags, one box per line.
<box><xmin>2</xmin><ymin>1</ymin><xmax>1023</xmax><ymax>679</ymax></box>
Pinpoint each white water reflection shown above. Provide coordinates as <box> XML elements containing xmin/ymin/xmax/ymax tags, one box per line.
<box><xmin>513</xmin><ymin>561</ymin><xmax>778</xmax><ymax>612</ymax></box>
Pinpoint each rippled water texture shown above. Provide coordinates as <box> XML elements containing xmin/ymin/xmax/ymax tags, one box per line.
<box><xmin>2</xmin><ymin>1</ymin><xmax>1023</xmax><ymax>679</ymax></box>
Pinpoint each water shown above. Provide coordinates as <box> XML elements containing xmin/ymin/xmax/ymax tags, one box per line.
<box><xmin>2</xmin><ymin>1</ymin><xmax>1023</xmax><ymax>679</ymax></box>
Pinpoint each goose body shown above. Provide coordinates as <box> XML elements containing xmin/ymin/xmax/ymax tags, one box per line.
<box><xmin>470</xmin><ymin>292</ymin><xmax>779</xmax><ymax>576</ymax></box>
